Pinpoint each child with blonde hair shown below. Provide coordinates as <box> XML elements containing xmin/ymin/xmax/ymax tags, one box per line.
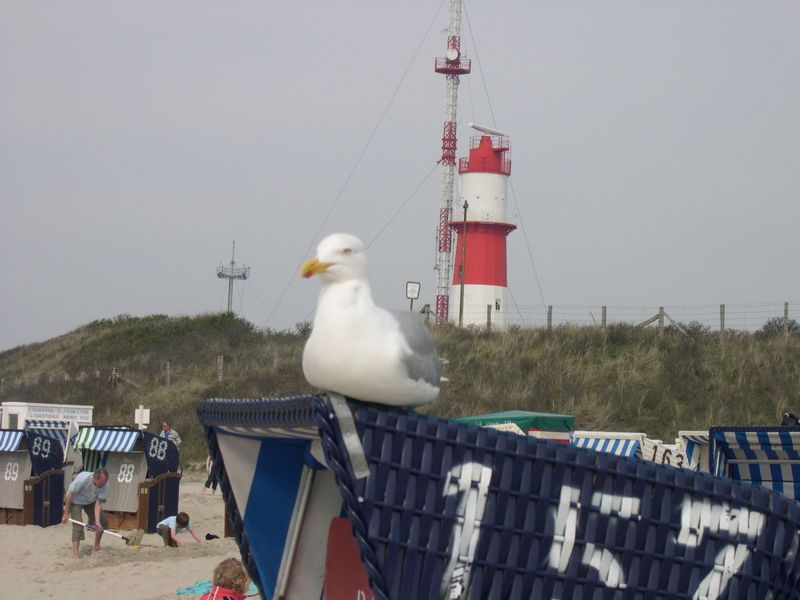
<box><xmin>199</xmin><ymin>557</ymin><xmax>250</xmax><ymax>600</ymax></box>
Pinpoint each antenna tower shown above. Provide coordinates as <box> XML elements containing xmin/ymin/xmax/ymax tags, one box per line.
<box><xmin>434</xmin><ymin>0</ymin><xmax>471</xmax><ymax>325</ymax></box>
<box><xmin>216</xmin><ymin>241</ymin><xmax>250</xmax><ymax>314</ymax></box>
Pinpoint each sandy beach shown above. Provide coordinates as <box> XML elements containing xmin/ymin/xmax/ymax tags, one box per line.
<box><xmin>0</xmin><ymin>474</ymin><xmax>261</xmax><ymax>600</ymax></box>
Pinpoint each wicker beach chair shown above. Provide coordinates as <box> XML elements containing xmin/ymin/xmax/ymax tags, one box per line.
<box><xmin>199</xmin><ymin>395</ymin><xmax>800</xmax><ymax>600</ymax></box>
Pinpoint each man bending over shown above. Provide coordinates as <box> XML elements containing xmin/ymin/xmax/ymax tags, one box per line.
<box><xmin>61</xmin><ymin>468</ymin><xmax>110</xmax><ymax>559</ymax></box>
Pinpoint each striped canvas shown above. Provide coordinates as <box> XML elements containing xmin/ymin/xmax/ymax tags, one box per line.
<box><xmin>678</xmin><ymin>431</ymin><xmax>711</xmax><ymax>472</ymax></box>
<box><xmin>0</xmin><ymin>430</ymin><xmax>24</xmax><ymax>452</ymax></box>
<box><xmin>80</xmin><ymin>450</ymin><xmax>103</xmax><ymax>474</ymax></box>
<box><xmin>570</xmin><ymin>432</ymin><xmax>642</xmax><ymax>458</ymax></box>
<box><xmin>710</xmin><ymin>427</ymin><xmax>800</xmax><ymax>501</ymax></box>
<box><xmin>24</xmin><ymin>419</ymin><xmax>70</xmax><ymax>448</ymax></box>
<box><xmin>74</xmin><ymin>427</ymin><xmax>141</xmax><ymax>453</ymax></box>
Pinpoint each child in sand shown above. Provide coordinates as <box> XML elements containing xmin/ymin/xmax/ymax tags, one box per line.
<box><xmin>156</xmin><ymin>511</ymin><xmax>203</xmax><ymax>547</ymax></box>
<box><xmin>199</xmin><ymin>557</ymin><xmax>250</xmax><ymax>600</ymax></box>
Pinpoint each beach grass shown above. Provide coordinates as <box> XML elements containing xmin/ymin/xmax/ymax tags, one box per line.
<box><xmin>1</xmin><ymin>313</ymin><xmax>798</xmax><ymax>460</ymax></box>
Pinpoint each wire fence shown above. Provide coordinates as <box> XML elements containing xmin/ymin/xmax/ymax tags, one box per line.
<box><xmin>451</xmin><ymin>301</ymin><xmax>799</xmax><ymax>332</ymax></box>
<box><xmin>3</xmin><ymin>302</ymin><xmax>796</xmax><ymax>392</ymax></box>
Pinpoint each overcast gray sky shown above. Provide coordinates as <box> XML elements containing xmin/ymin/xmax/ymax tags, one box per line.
<box><xmin>1</xmin><ymin>0</ymin><xmax>798</xmax><ymax>351</ymax></box>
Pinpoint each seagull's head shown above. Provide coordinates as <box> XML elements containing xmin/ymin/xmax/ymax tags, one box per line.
<box><xmin>300</xmin><ymin>233</ymin><xmax>368</xmax><ymax>283</ymax></box>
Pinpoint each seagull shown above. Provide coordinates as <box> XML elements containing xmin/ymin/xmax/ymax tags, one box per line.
<box><xmin>300</xmin><ymin>233</ymin><xmax>442</xmax><ymax>407</ymax></box>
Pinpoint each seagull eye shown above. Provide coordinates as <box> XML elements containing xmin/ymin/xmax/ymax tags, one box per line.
<box><xmin>342</xmin><ymin>248</ymin><xmax>352</xmax><ymax>256</ymax></box>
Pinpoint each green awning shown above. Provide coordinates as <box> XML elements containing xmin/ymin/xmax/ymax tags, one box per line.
<box><xmin>456</xmin><ymin>410</ymin><xmax>575</xmax><ymax>433</ymax></box>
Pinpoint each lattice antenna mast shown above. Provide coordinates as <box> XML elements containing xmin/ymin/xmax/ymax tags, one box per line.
<box><xmin>216</xmin><ymin>241</ymin><xmax>250</xmax><ymax>314</ymax></box>
<box><xmin>434</xmin><ymin>0</ymin><xmax>471</xmax><ymax>325</ymax></box>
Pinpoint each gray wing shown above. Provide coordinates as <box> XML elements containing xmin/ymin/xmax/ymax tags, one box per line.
<box><xmin>389</xmin><ymin>310</ymin><xmax>442</xmax><ymax>387</ymax></box>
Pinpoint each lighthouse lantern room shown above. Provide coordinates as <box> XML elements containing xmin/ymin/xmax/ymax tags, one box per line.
<box><xmin>449</xmin><ymin>127</ymin><xmax>516</xmax><ymax>328</ymax></box>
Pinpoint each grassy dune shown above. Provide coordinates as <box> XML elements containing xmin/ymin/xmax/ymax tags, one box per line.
<box><xmin>1</xmin><ymin>313</ymin><xmax>798</xmax><ymax>461</ymax></box>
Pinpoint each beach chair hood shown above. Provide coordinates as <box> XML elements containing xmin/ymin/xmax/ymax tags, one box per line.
<box><xmin>199</xmin><ymin>395</ymin><xmax>800</xmax><ymax>600</ymax></box>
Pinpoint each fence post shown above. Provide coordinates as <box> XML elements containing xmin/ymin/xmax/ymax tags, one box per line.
<box><xmin>720</xmin><ymin>304</ymin><xmax>725</xmax><ymax>341</ymax></box>
<box><xmin>547</xmin><ymin>305</ymin><xmax>553</xmax><ymax>331</ymax></box>
<box><xmin>658</xmin><ymin>307</ymin><xmax>664</xmax><ymax>333</ymax></box>
<box><xmin>486</xmin><ymin>305</ymin><xmax>492</xmax><ymax>330</ymax></box>
<box><xmin>217</xmin><ymin>355</ymin><xmax>224</xmax><ymax>383</ymax></box>
<box><xmin>165</xmin><ymin>361</ymin><xmax>171</xmax><ymax>387</ymax></box>
<box><xmin>785</xmin><ymin>302</ymin><xmax>790</xmax><ymax>339</ymax></box>
<box><xmin>601</xmin><ymin>306</ymin><xmax>607</xmax><ymax>328</ymax></box>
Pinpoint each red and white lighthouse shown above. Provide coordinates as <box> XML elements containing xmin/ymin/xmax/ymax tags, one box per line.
<box><xmin>449</xmin><ymin>124</ymin><xmax>516</xmax><ymax>328</ymax></box>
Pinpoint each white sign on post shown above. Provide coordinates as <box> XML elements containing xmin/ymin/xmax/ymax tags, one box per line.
<box><xmin>406</xmin><ymin>281</ymin><xmax>421</xmax><ymax>312</ymax></box>
<box><xmin>134</xmin><ymin>405</ymin><xmax>150</xmax><ymax>430</ymax></box>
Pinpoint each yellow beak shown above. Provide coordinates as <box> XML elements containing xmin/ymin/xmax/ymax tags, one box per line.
<box><xmin>300</xmin><ymin>258</ymin><xmax>333</xmax><ymax>278</ymax></box>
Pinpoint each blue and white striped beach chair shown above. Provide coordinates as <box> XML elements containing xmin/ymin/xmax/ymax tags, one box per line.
<box><xmin>71</xmin><ymin>426</ymin><xmax>182</xmax><ymax>530</ymax></box>
<box><xmin>710</xmin><ymin>426</ymin><xmax>800</xmax><ymax>501</ymax></box>
<box><xmin>24</xmin><ymin>419</ymin><xmax>71</xmax><ymax>449</ymax></box>
<box><xmin>570</xmin><ymin>431</ymin><xmax>644</xmax><ymax>458</ymax></box>
<box><xmin>0</xmin><ymin>428</ymin><xmax>65</xmax><ymax>526</ymax></box>
<box><xmin>679</xmin><ymin>430</ymin><xmax>712</xmax><ymax>473</ymax></box>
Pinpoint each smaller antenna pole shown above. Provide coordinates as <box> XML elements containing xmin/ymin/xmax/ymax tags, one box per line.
<box><xmin>217</xmin><ymin>241</ymin><xmax>250</xmax><ymax>315</ymax></box>
<box><xmin>227</xmin><ymin>242</ymin><xmax>235</xmax><ymax>311</ymax></box>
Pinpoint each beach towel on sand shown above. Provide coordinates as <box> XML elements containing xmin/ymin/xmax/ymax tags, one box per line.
<box><xmin>175</xmin><ymin>580</ymin><xmax>258</xmax><ymax>595</ymax></box>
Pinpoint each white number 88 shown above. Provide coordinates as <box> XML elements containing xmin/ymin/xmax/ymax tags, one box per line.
<box><xmin>148</xmin><ymin>438</ymin><xmax>168</xmax><ymax>461</ymax></box>
<box><xmin>117</xmin><ymin>463</ymin><xmax>135</xmax><ymax>483</ymax></box>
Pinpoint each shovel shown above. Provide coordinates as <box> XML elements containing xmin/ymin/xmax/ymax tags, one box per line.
<box><xmin>68</xmin><ymin>518</ymin><xmax>145</xmax><ymax>546</ymax></box>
